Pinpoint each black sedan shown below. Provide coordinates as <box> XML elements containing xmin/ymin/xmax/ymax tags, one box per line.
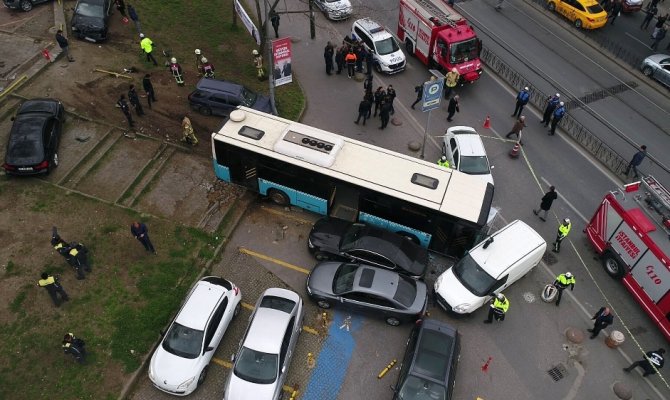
<box><xmin>3</xmin><ymin>99</ymin><xmax>65</xmax><ymax>175</ymax></box>
<box><xmin>3</xmin><ymin>0</ymin><xmax>52</xmax><ymax>12</ymax></box>
<box><xmin>307</xmin><ymin>218</ymin><xmax>428</xmax><ymax>279</ymax></box>
<box><xmin>306</xmin><ymin>262</ymin><xmax>428</xmax><ymax>326</ymax></box>
<box><xmin>71</xmin><ymin>0</ymin><xmax>111</xmax><ymax>42</ymax></box>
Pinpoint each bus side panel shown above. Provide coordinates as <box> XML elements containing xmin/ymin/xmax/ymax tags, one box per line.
<box><xmin>213</xmin><ymin>160</ymin><xmax>231</xmax><ymax>182</ymax></box>
<box><xmin>258</xmin><ymin>179</ymin><xmax>327</xmax><ymax>215</ymax></box>
<box><xmin>359</xmin><ymin>212</ymin><xmax>432</xmax><ymax>248</ymax></box>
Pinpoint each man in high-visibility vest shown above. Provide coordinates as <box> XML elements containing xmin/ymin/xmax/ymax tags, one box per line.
<box><xmin>484</xmin><ymin>293</ymin><xmax>509</xmax><ymax>323</ymax></box>
<box><xmin>139</xmin><ymin>33</ymin><xmax>157</xmax><ymax>66</ymax></box>
<box><xmin>345</xmin><ymin>49</ymin><xmax>357</xmax><ymax>78</ymax></box>
<box><xmin>437</xmin><ymin>156</ymin><xmax>450</xmax><ymax>169</ymax></box>
<box><xmin>38</xmin><ymin>273</ymin><xmax>69</xmax><ymax>307</ymax></box>
<box><xmin>62</xmin><ymin>333</ymin><xmax>87</xmax><ymax>364</ymax></box>
<box><xmin>552</xmin><ymin>218</ymin><xmax>571</xmax><ymax>253</ymax></box>
<box><xmin>553</xmin><ymin>271</ymin><xmax>575</xmax><ymax>306</ymax></box>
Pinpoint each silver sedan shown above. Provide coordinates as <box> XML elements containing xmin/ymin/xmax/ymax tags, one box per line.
<box><xmin>641</xmin><ymin>54</ymin><xmax>670</xmax><ymax>88</ymax></box>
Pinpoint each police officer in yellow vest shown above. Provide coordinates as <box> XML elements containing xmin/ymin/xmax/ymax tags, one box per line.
<box><xmin>553</xmin><ymin>271</ymin><xmax>575</xmax><ymax>306</ymax></box>
<box><xmin>552</xmin><ymin>218</ymin><xmax>571</xmax><ymax>253</ymax></box>
<box><xmin>62</xmin><ymin>333</ymin><xmax>87</xmax><ymax>364</ymax></box>
<box><xmin>444</xmin><ymin>68</ymin><xmax>460</xmax><ymax>99</ymax></box>
<box><xmin>484</xmin><ymin>293</ymin><xmax>509</xmax><ymax>323</ymax></box>
<box><xmin>38</xmin><ymin>273</ymin><xmax>69</xmax><ymax>307</ymax></box>
<box><xmin>437</xmin><ymin>155</ymin><xmax>450</xmax><ymax>169</ymax></box>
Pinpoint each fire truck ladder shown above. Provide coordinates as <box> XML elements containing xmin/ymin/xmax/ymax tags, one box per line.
<box><xmin>414</xmin><ymin>0</ymin><xmax>460</xmax><ymax>28</ymax></box>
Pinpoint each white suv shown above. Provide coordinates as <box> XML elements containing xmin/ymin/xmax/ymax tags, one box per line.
<box><xmin>149</xmin><ymin>276</ymin><xmax>242</xmax><ymax>396</ymax></box>
<box><xmin>442</xmin><ymin>126</ymin><xmax>494</xmax><ymax>186</ymax></box>
<box><xmin>314</xmin><ymin>0</ymin><xmax>352</xmax><ymax>20</ymax></box>
<box><xmin>352</xmin><ymin>18</ymin><xmax>406</xmax><ymax>74</ymax></box>
<box><xmin>224</xmin><ymin>288</ymin><xmax>304</xmax><ymax>400</ymax></box>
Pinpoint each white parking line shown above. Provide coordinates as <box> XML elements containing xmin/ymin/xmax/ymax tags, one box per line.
<box><xmin>624</xmin><ymin>32</ymin><xmax>652</xmax><ymax>50</ymax></box>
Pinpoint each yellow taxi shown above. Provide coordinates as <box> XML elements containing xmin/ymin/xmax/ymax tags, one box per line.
<box><xmin>547</xmin><ymin>0</ymin><xmax>608</xmax><ymax>29</ymax></box>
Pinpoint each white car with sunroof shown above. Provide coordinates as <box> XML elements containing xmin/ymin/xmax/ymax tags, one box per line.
<box><xmin>442</xmin><ymin>126</ymin><xmax>494</xmax><ymax>186</ymax></box>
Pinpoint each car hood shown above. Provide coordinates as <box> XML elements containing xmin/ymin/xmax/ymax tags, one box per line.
<box><xmin>376</xmin><ymin>50</ymin><xmax>405</xmax><ymax>67</ymax></box>
<box><xmin>307</xmin><ymin>261</ymin><xmax>340</xmax><ymax>296</ymax></box>
<box><xmin>252</xmin><ymin>95</ymin><xmax>273</xmax><ymax>115</ymax></box>
<box><xmin>309</xmin><ymin>218</ymin><xmax>349</xmax><ymax>251</ymax></box>
<box><xmin>434</xmin><ymin>268</ymin><xmax>486</xmax><ymax>313</ymax></box>
<box><xmin>149</xmin><ymin>346</ymin><xmax>200</xmax><ymax>389</ymax></box>
<box><xmin>325</xmin><ymin>0</ymin><xmax>352</xmax><ymax>11</ymax></box>
<box><xmin>225</xmin><ymin>373</ymin><xmax>276</xmax><ymax>400</ymax></box>
<box><xmin>72</xmin><ymin>14</ymin><xmax>105</xmax><ymax>30</ymax></box>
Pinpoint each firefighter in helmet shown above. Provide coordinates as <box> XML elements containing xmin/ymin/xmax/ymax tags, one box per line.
<box><xmin>169</xmin><ymin>57</ymin><xmax>184</xmax><ymax>86</ymax></box>
<box><xmin>201</xmin><ymin>57</ymin><xmax>215</xmax><ymax>79</ymax></box>
<box><xmin>253</xmin><ymin>49</ymin><xmax>265</xmax><ymax>80</ymax></box>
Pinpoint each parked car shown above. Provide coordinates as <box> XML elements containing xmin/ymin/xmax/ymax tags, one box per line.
<box><xmin>148</xmin><ymin>276</ymin><xmax>242</xmax><ymax>396</ymax></box>
<box><xmin>392</xmin><ymin>319</ymin><xmax>460</xmax><ymax>400</ymax></box>
<box><xmin>224</xmin><ymin>288</ymin><xmax>303</xmax><ymax>400</ymax></box>
<box><xmin>641</xmin><ymin>54</ymin><xmax>670</xmax><ymax>88</ymax></box>
<box><xmin>352</xmin><ymin>18</ymin><xmax>406</xmax><ymax>74</ymax></box>
<box><xmin>308</xmin><ymin>218</ymin><xmax>428</xmax><ymax>279</ymax></box>
<box><xmin>313</xmin><ymin>0</ymin><xmax>352</xmax><ymax>20</ymax></box>
<box><xmin>3</xmin><ymin>0</ymin><xmax>51</xmax><ymax>11</ymax></box>
<box><xmin>442</xmin><ymin>126</ymin><xmax>494</xmax><ymax>186</ymax></box>
<box><xmin>188</xmin><ymin>78</ymin><xmax>273</xmax><ymax>117</ymax></box>
<box><xmin>306</xmin><ymin>261</ymin><xmax>427</xmax><ymax>326</ymax></box>
<box><xmin>621</xmin><ymin>0</ymin><xmax>643</xmax><ymax>12</ymax></box>
<box><xmin>546</xmin><ymin>0</ymin><xmax>608</xmax><ymax>29</ymax></box>
<box><xmin>3</xmin><ymin>98</ymin><xmax>64</xmax><ymax>175</ymax></box>
<box><xmin>71</xmin><ymin>0</ymin><xmax>111</xmax><ymax>42</ymax></box>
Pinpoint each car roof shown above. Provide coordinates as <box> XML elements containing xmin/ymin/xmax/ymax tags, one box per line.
<box><xmin>576</xmin><ymin>0</ymin><xmax>600</xmax><ymax>6</ymax></box>
<box><xmin>351</xmin><ymin>227</ymin><xmax>425</xmax><ymax>268</ymax></box>
<box><xmin>451</xmin><ymin>133</ymin><xmax>487</xmax><ymax>158</ymax></box>
<box><xmin>195</xmin><ymin>78</ymin><xmax>244</xmax><ymax>96</ymax></box>
<box><xmin>17</xmin><ymin>99</ymin><xmax>61</xmax><ymax>116</ymax></box>
<box><xmin>175</xmin><ymin>279</ymin><xmax>227</xmax><ymax>330</ymax></box>
<box><xmin>244</xmin><ymin>307</ymin><xmax>291</xmax><ymax>354</ymax></box>
<box><xmin>352</xmin><ymin>265</ymin><xmax>399</xmax><ymax>296</ymax></box>
<box><xmin>409</xmin><ymin>319</ymin><xmax>458</xmax><ymax>383</ymax></box>
<box><xmin>354</xmin><ymin>18</ymin><xmax>392</xmax><ymax>40</ymax></box>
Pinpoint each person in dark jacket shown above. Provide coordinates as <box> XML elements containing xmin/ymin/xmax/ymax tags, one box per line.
<box><xmin>142</xmin><ymin>73</ymin><xmax>156</xmax><ymax>108</ymax></box>
<box><xmin>62</xmin><ymin>333</ymin><xmax>87</xmax><ymax>364</ymax></box>
<box><xmin>324</xmin><ymin>42</ymin><xmax>334</xmax><ymax>75</ymax></box>
<box><xmin>335</xmin><ymin>45</ymin><xmax>346</xmax><ymax>74</ymax></box>
<box><xmin>270</xmin><ymin>10</ymin><xmax>280</xmax><ymax>38</ymax></box>
<box><xmin>624</xmin><ymin>348</ymin><xmax>665</xmax><ymax>377</ymax></box>
<box><xmin>549</xmin><ymin>102</ymin><xmax>565</xmax><ymax>135</ymax></box>
<box><xmin>365</xmin><ymin>50</ymin><xmax>374</xmax><ymax>75</ymax></box>
<box><xmin>641</xmin><ymin>5</ymin><xmax>658</xmax><ymax>30</ymax></box>
<box><xmin>446</xmin><ymin>95</ymin><xmax>460</xmax><ymax>122</ymax></box>
<box><xmin>38</xmin><ymin>273</ymin><xmax>69</xmax><ymax>307</ymax></box>
<box><xmin>625</xmin><ymin>145</ymin><xmax>648</xmax><ymax>178</ymax></box>
<box><xmin>386</xmin><ymin>85</ymin><xmax>397</xmax><ymax>115</ymax></box>
<box><xmin>609</xmin><ymin>0</ymin><xmax>623</xmax><ymax>24</ymax></box>
<box><xmin>117</xmin><ymin>95</ymin><xmax>134</xmax><ymax>127</ymax></box>
<box><xmin>131</xmin><ymin>221</ymin><xmax>156</xmax><ymax>254</ymax></box>
<box><xmin>115</xmin><ymin>0</ymin><xmax>127</xmax><ymax>18</ymax></box>
<box><xmin>588</xmin><ymin>306</ymin><xmax>614</xmax><ymax>339</ymax></box>
<box><xmin>533</xmin><ymin>185</ymin><xmax>557</xmax><ymax>221</ymax></box>
<box><xmin>651</xmin><ymin>27</ymin><xmax>666</xmax><ymax>50</ymax></box>
<box><xmin>354</xmin><ymin>98</ymin><xmax>372</xmax><ymax>125</ymax></box>
<box><xmin>541</xmin><ymin>93</ymin><xmax>560</xmax><ymax>126</ymax></box>
<box><xmin>127</xmin><ymin>4</ymin><xmax>141</xmax><ymax>33</ymax></box>
<box><xmin>128</xmin><ymin>84</ymin><xmax>144</xmax><ymax>116</ymax></box>
<box><xmin>55</xmin><ymin>30</ymin><xmax>74</xmax><ymax>62</ymax></box>
<box><xmin>379</xmin><ymin>100</ymin><xmax>392</xmax><ymax>130</ymax></box>
<box><xmin>411</xmin><ymin>84</ymin><xmax>424</xmax><ymax>109</ymax></box>
<box><xmin>356</xmin><ymin>46</ymin><xmax>366</xmax><ymax>73</ymax></box>
<box><xmin>373</xmin><ymin>86</ymin><xmax>385</xmax><ymax>117</ymax></box>
<box><xmin>512</xmin><ymin>87</ymin><xmax>530</xmax><ymax>118</ymax></box>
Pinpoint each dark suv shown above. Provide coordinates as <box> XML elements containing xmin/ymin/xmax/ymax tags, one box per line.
<box><xmin>3</xmin><ymin>0</ymin><xmax>51</xmax><ymax>11</ymax></box>
<box><xmin>188</xmin><ymin>78</ymin><xmax>273</xmax><ymax>117</ymax></box>
<box><xmin>392</xmin><ymin>319</ymin><xmax>460</xmax><ymax>400</ymax></box>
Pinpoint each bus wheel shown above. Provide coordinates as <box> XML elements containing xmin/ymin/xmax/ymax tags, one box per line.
<box><xmin>602</xmin><ymin>252</ymin><xmax>625</xmax><ymax>279</ymax></box>
<box><xmin>268</xmin><ymin>189</ymin><xmax>289</xmax><ymax>205</ymax></box>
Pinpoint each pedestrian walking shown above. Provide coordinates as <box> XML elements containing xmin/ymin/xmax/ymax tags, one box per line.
<box><xmin>625</xmin><ymin>145</ymin><xmax>648</xmax><ymax>178</ymax></box>
<box><xmin>512</xmin><ymin>87</ymin><xmax>530</xmax><ymax>118</ymax></box>
<box><xmin>115</xmin><ymin>0</ymin><xmax>127</xmax><ymax>18</ymax></box>
<box><xmin>169</xmin><ymin>57</ymin><xmax>185</xmax><ymax>86</ymax></box>
<box><xmin>127</xmin><ymin>4</ymin><xmax>141</xmax><ymax>34</ymax></box>
<box><xmin>373</xmin><ymin>86</ymin><xmax>385</xmax><ymax>117</ymax></box>
<box><xmin>533</xmin><ymin>186</ymin><xmax>557</xmax><ymax>221</ymax></box>
<box><xmin>62</xmin><ymin>333</ymin><xmax>87</xmax><ymax>364</ymax></box>
<box><xmin>624</xmin><ymin>349</ymin><xmax>665</xmax><ymax>377</ymax></box>
<box><xmin>345</xmin><ymin>49</ymin><xmax>357</xmax><ymax>78</ymax></box>
<box><xmin>651</xmin><ymin>27</ymin><xmax>666</xmax><ymax>50</ymax></box>
<box><xmin>131</xmin><ymin>221</ymin><xmax>156</xmax><ymax>254</ymax></box>
<box><xmin>38</xmin><ymin>273</ymin><xmax>69</xmax><ymax>307</ymax></box>
<box><xmin>142</xmin><ymin>73</ymin><xmax>156</xmax><ymax>108</ymax></box>
<box><xmin>364</xmin><ymin>90</ymin><xmax>373</xmax><ymax>118</ymax></box>
<box><xmin>379</xmin><ymin>100</ymin><xmax>392</xmax><ymax>130</ymax></box>
<box><xmin>484</xmin><ymin>293</ymin><xmax>509</xmax><ymax>323</ymax></box>
<box><xmin>656</xmin><ymin>13</ymin><xmax>668</xmax><ymax>29</ymax></box>
<box><xmin>253</xmin><ymin>49</ymin><xmax>265</xmax><ymax>80</ymax></box>
<box><xmin>505</xmin><ymin>116</ymin><xmax>526</xmax><ymax>145</ymax></box>
<box><xmin>437</xmin><ymin>155</ymin><xmax>450</xmax><ymax>168</ymax></box>
<box><xmin>386</xmin><ymin>85</ymin><xmax>397</xmax><ymax>115</ymax></box>
<box><xmin>541</xmin><ymin>93</ymin><xmax>560</xmax><ymax>126</ymax></box>
<box><xmin>270</xmin><ymin>10</ymin><xmax>280</xmax><ymax>38</ymax></box>
<box><xmin>181</xmin><ymin>116</ymin><xmax>198</xmax><ymax>145</ymax></box>
<box><xmin>553</xmin><ymin>272</ymin><xmax>575</xmax><ymax>306</ymax></box>
<box><xmin>446</xmin><ymin>95</ymin><xmax>460</xmax><ymax>122</ymax></box>
<box><xmin>641</xmin><ymin>5</ymin><xmax>658</xmax><ymax>29</ymax></box>
<box><xmin>117</xmin><ymin>95</ymin><xmax>134</xmax><ymax>127</ymax></box>
<box><xmin>139</xmin><ymin>33</ymin><xmax>158</xmax><ymax>66</ymax></box>
<box><xmin>365</xmin><ymin>50</ymin><xmax>374</xmax><ymax>75</ymax></box>
<box><xmin>549</xmin><ymin>101</ymin><xmax>565</xmax><ymax>135</ymax></box>
<box><xmin>552</xmin><ymin>218</ymin><xmax>571</xmax><ymax>253</ymax></box>
<box><xmin>354</xmin><ymin>98</ymin><xmax>372</xmax><ymax>125</ymax></box>
<box><xmin>335</xmin><ymin>45</ymin><xmax>346</xmax><ymax>74</ymax></box>
<box><xmin>588</xmin><ymin>306</ymin><xmax>614</xmax><ymax>339</ymax></box>
<box><xmin>444</xmin><ymin>68</ymin><xmax>459</xmax><ymax>99</ymax></box>
<box><xmin>128</xmin><ymin>84</ymin><xmax>144</xmax><ymax>116</ymax></box>
<box><xmin>363</xmin><ymin>74</ymin><xmax>373</xmax><ymax>93</ymax></box>
<box><xmin>55</xmin><ymin>30</ymin><xmax>74</xmax><ymax>62</ymax></box>
<box><xmin>411</xmin><ymin>83</ymin><xmax>424</xmax><ymax>109</ymax></box>
<box><xmin>609</xmin><ymin>0</ymin><xmax>622</xmax><ymax>24</ymax></box>
<box><xmin>356</xmin><ymin>46</ymin><xmax>365</xmax><ymax>73</ymax></box>
<box><xmin>324</xmin><ymin>42</ymin><xmax>334</xmax><ymax>75</ymax></box>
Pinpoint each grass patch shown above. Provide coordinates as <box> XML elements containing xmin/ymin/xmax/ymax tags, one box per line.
<box><xmin>4</xmin><ymin>260</ymin><xmax>19</xmax><ymax>277</ymax></box>
<box><xmin>9</xmin><ymin>286</ymin><xmax>29</xmax><ymax>313</ymax></box>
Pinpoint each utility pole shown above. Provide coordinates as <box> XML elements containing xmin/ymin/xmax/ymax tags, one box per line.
<box><xmin>309</xmin><ymin>0</ymin><xmax>315</xmax><ymax>39</ymax></box>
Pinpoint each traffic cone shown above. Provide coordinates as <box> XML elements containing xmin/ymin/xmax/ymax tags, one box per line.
<box><xmin>509</xmin><ymin>142</ymin><xmax>520</xmax><ymax>159</ymax></box>
<box><xmin>42</xmin><ymin>48</ymin><xmax>52</xmax><ymax>62</ymax></box>
<box><xmin>483</xmin><ymin>115</ymin><xmax>491</xmax><ymax>129</ymax></box>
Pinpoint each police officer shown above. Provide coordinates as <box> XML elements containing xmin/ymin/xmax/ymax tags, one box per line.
<box><xmin>354</xmin><ymin>97</ymin><xmax>371</xmax><ymax>125</ymax></box>
<box><xmin>541</xmin><ymin>93</ymin><xmax>560</xmax><ymax>126</ymax></box>
<box><xmin>624</xmin><ymin>348</ymin><xmax>665</xmax><ymax>377</ymax></box>
<box><xmin>379</xmin><ymin>100</ymin><xmax>392</xmax><ymax>130</ymax></box>
<box><xmin>552</xmin><ymin>218</ymin><xmax>571</xmax><ymax>253</ymax></box>
<box><xmin>386</xmin><ymin>85</ymin><xmax>397</xmax><ymax>115</ymax></box>
<box><xmin>553</xmin><ymin>272</ymin><xmax>575</xmax><ymax>306</ymax></box>
<box><xmin>253</xmin><ymin>50</ymin><xmax>265</xmax><ymax>80</ymax></box>
<box><xmin>139</xmin><ymin>33</ymin><xmax>157</xmax><ymax>66</ymax></box>
<box><xmin>38</xmin><ymin>273</ymin><xmax>69</xmax><ymax>307</ymax></box>
<box><xmin>324</xmin><ymin>42</ymin><xmax>334</xmax><ymax>75</ymax></box>
<box><xmin>484</xmin><ymin>293</ymin><xmax>509</xmax><ymax>323</ymax></box>
<box><xmin>373</xmin><ymin>86</ymin><xmax>385</xmax><ymax>117</ymax></box>
<box><xmin>444</xmin><ymin>68</ymin><xmax>460</xmax><ymax>99</ymax></box>
<box><xmin>62</xmin><ymin>333</ymin><xmax>87</xmax><ymax>364</ymax></box>
<box><xmin>65</xmin><ymin>242</ymin><xmax>91</xmax><ymax>280</ymax></box>
<box><xmin>512</xmin><ymin>87</ymin><xmax>530</xmax><ymax>118</ymax></box>
<box><xmin>437</xmin><ymin>156</ymin><xmax>450</xmax><ymax>168</ymax></box>
<box><xmin>549</xmin><ymin>102</ymin><xmax>565</xmax><ymax>135</ymax></box>
<box><xmin>169</xmin><ymin>57</ymin><xmax>184</xmax><ymax>86</ymax></box>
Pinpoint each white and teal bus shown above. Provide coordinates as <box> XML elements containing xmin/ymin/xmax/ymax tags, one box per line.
<box><xmin>211</xmin><ymin>107</ymin><xmax>494</xmax><ymax>257</ymax></box>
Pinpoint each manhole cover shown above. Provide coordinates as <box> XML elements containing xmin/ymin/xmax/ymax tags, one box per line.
<box><xmin>547</xmin><ymin>364</ymin><xmax>568</xmax><ymax>381</ymax></box>
<box><xmin>523</xmin><ymin>292</ymin><xmax>536</xmax><ymax>303</ymax></box>
<box><xmin>543</xmin><ymin>251</ymin><xmax>558</xmax><ymax>265</ymax></box>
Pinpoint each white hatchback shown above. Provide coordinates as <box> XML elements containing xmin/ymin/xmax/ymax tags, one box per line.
<box><xmin>442</xmin><ymin>126</ymin><xmax>494</xmax><ymax>186</ymax></box>
<box><xmin>352</xmin><ymin>18</ymin><xmax>406</xmax><ymax>74</ymax></box>
<box><xmin>314</xmin><ymin>0</ymin><xmax>352</xmax><ymax>20</ymax></box>
<box><xmin>148</xmin><ymin>276</ymin><xmax>242</xmax><ymax>396</ymax></box>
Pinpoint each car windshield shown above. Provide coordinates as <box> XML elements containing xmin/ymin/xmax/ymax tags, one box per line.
<box><xmin>76</xmin><ymin>3</ymin><xmax>105</xmax><ymax>18</ymax></box>
<box><xmin>240</xmin><ymin>87</ymin><xmax>258</xmax><ymax>107</ymax></box>
<box><xmin>452</xmin><ymin>253</ymin><xmax>496</xmax><ymax>297</ymax></box>
<box><xmin>260</xmin><ymin>296</ymin><xmax>296</xmax><ymax>314</ymax></box>
<box><xmin>233</xmin><ymin>347</ymin><xmax>279</xmax><ymax>384</ymax></box>
<box><xmin>398</xmin><ymin>375</ymin><xmax>446</xmax><ymax>400</ymax></box>
<box><xmin>393</xmin><ymin>276</ymin><xmax>417</xmax><ymax>307</ymax></box>
<box><xmin>161</xmin><ymin>322</ymin><xmax>204</xmax><ymax>359</ymax></box>
<box><xmin>587</xmin><ymin>3</ymin><xmax>604</xmax><ymax>12</ymax></box>
<box><xmin>459</xmin><ymin>156</ymin><xmax>490</xmax><ymax>175</ymax></box>
<box><xmin>340</xmin><ymin>224</ymin><xmax>365</xmax><ymax>249</ymax></box>
<box><xmin>375</xmin><ymin>37</ymin><xmax>400</xmax><ymax>56</ymax></box>
<box><xmin>333</xmin><ymin>263</ymin><xmax>359</xmax><ymax>294</ymax></box>
<box><xmin>449</xmin><ymin>38</ymin><xmax>480</xmax><ymax>64</ymax></box>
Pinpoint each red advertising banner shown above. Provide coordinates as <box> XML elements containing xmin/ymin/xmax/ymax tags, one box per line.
<box><xmin>271</xmin><ymin>38</ymin><xmax>292</xmax><ymax>87</ymax></box>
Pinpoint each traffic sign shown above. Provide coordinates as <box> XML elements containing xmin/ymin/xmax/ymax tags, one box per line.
<box><xmin>421</xmin><ymin>77</ymin><xmax>444</xmax><ymax>112</ymax></box>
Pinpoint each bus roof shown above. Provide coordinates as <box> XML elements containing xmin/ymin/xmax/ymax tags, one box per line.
<box><xmin>212</xmin><ymin>107</ymin><xmax>493</xmax><ymax>226</ymax></box>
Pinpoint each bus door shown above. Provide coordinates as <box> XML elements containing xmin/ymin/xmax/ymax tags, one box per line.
<box><xmin>236</xmin><ymin>158</ymin><xmax>260</xmax><ymax>192</ymax></box>
<box><xmin>329</xmin><ymin>185</ymin><xmax>359</xmax><ymax>222</ymax></box>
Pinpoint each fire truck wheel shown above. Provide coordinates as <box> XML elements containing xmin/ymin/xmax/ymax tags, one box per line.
<box><xmin>602</xmin><ymin>252</ymin><xmax>625</xmax><ymax>279</ymax></box>
<box><xmin>405</xmin><ymin>40</ymin><xmax>414</xmax><ymax>55</ymax></box>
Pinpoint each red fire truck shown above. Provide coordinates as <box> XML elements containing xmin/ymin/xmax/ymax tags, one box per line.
<box><xmin>585</xmin><ymin>176</ymin><xmax>670</xmax><ymax>341</ymax></box>
<box><xmin>398</xmin><ymin>0</ymin><xmax>482</xmax><ymax>83</ymax></box>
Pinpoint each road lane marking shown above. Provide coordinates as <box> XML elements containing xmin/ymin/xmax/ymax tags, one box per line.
<box><xmin>624</xmin><ymin>32</ymin><xmax>652</xmax><ymax>49</ymax></box>
<box><xmin>539</xmin><ymin>177</ymin><xmax>589</xmax><ymax>223</ymax></box>
<box><xmin>239</xmin><ymin>247</ymin><xmax>310</xmax><ymax>275</ymax></box>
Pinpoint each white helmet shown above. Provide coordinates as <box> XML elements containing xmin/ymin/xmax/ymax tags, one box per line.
<box><xmin>565</xmin><ymin>272</ymin><xmax>573</xmax><ymax>278</ymax></box>
<box><xmin>556</xmin><ymin>93</ymin><xmax>560</xmax><ymax>97</ymax></box>
<box><xmin>441</xmin><ymin>156</ymin><xmax>447</xmax><ymax>161</ymax></box>
<box><xmin>194</xmin><ymin>48</ymin><xmax>201</xmax><ymax>55</ymax></box>
<box><xmin>201</xmin><ymin>57</ymin><xmax>208</xmax><ymax>63</ymax></box>
<box><xmin>170</xmin><ymin>57</ymin><xmax>177</xmax><ymax>63</ymax></box>
<box><xmin>524</xmin><ymin>86</ymin><xmax>529</xmax><ymax>91</ymax></box>
<box><xmin>564</xmin><ymin>218</ymin><xmax>570</xmax><ymax>224</ymax></box>
<box><xmin>139</xmin><ymin>33</ymin><xmax>145</xmax><ymax>38</ymax></box>
<box><xmin>496</xmin><ymin>293</ymin><xmax>505</xmax><ymax>301</ymax></box>
<box><xmin>252</xmin><ymin>49</ymin><xmax>259</xmax><ymax>56</ymax></box>
<box><xmin>559</xmin><ymin>101</ymin><xmax>565</xmax><ymax>106</ymax></box>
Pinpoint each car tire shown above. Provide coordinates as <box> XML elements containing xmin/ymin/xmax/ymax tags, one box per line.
<box><xmin>385</xmin><ymin>317</ymin><xmax>401</xmax><ymax>326</ymax></box>
<box><xmin>314</xmin><ymin>251</ymin><xmax>330</xmax><ymax>261</ymax></box>
<box><xmin>642</xmin><ymin>66</ymin><xmax>653</xmax><ymax>77</ymax></box>
<box><xmin>602</xmin><ymin>252</ymin><xmax>625</xmax><ymax>279</ymax></box>
<box><xmin>48</xmin><ymin>152</ymin><xmax>59</xmax><ymax>174</ymax></box>
<box><xmin>233</xmin><ymin>302</ymin><xmax>241</xmax><ymax>317</ymax></box>
<box><xmin>268</xmin><ymin>188</ymin><xmax>290</xmax><ymax>205</ymax></box>
<box><xmin>574</xmin><ymin>19</ymin><xmax>583</xmax><ymax>28</ymax></box>
<box><xmin>405</xmin><ymin>40</ymin><xmax>414</xmax><ymax>56</ymax></box>
<box><xmin>317</xmin><ymin>300</ymin><xmax>331</xmax><ymax>309</ymax></box>
<box><xmin>20</xmin><ymin>0</ymin><xmax>33</xmax><ymax>11</ymax></box>
<box><xmin>197</xmin><ymin>366</ymin><xmax>208</xmax><ymax>387</ymax></box>
<box><xmin>199</xmin><ymin>106</ymin><xmax>212</xmax><ymax>116</ymax></box>
<box><xmin>547</xmin><ymin>2</ymin><xmax>556</xmax><ymax>10</ymax></box>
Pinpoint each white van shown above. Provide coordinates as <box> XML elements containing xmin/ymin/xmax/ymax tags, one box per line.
<box><xmin>434</xmin><ymin>220</ymin><xmax>546</xmax><ymax>314</ymax></box>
